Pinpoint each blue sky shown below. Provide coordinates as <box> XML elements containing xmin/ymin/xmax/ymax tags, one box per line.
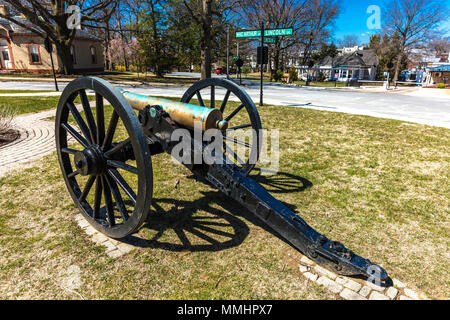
<box><xmin>334</xmin><ymin>0</ymin><xmax>450</xmax><ymax>44</ymax></box>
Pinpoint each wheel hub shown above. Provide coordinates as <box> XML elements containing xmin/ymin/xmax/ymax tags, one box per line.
<box><xmin>74</xmin><ymin>145</ymin><xmax>106</xmax><ymax>176</ymax></box>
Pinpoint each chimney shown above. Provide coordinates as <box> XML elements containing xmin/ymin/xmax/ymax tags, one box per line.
<box><xmin>0</xmin><ymin>5</ymin><xmax>10</xmax><ymax>17</ymax></box>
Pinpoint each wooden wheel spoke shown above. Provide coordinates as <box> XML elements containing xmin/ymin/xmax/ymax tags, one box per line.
<box><xmin>80</xmin><ymin>175</ymin><xmax>95</xmax><ymax>202</ymax></box>
<box><xmin>104</xmin><ymin>138</ymin><xmax>130</xmax><ymax>158</ymax></box>
<box><xmin>106</xmin><ymin>175</ymin><xmax>129</xmax><ymax>221</ymax></box>
<box><xmin>224</xmin><ymin>142</ymin><xmax>245</xmax><ymax>165</ymax></box>
<box><xmin>68</xmin><ymin>170</ymin><xmax>80</xmax><ymax>178</ymax></box>
<box><xmin>96</xmin><ymin>93</ymin><xmax>105</xmax><ymax>145</ymax></box>
<box><xmin>225</xmin><ymin>104</ymin><xmax>245</xmax><ymax>122</ymax></box>
<box><xmin>103</xmin><ymin>110</ymin><xmax>119</xmax><ymax>148</ymax></box>
<box><xmin>66</xmin><ymin>101</ymin><xmax>92</xmax><ymax>144</ymax></box>
<box><xmin>93</xmin><ymin>177</ymin><xmax>102</xmax><ymax>219</ymax></box>
<box><xmin>224</xmin><ymin>135</ymin><xmax>252</xmax><ymax>148</ymax></box>
<box><xmin>227</xmin><ymin>123</ymin><xmax>252</xmax><ymax>131</ymax></box>
<box><xmin>196</xmin><ymin>91</ymin><xmax>205</xmax><ymax>107</ymax></box>
<box><xmin>79</xmin><ymin>90</ymin><xmax>97</xmax><ymax>143</ymax></box>
<box><xmin>61</xmin><ymin>123</ymin><xmax>90</xmax><ymax>148</ymax></box>
<box><xmin>108</xmin><ymin>169</ymin><xmax>137</xmax><ymax>205</ymax></box>
<box><xmin>61</xmin><ymin>147</ymin><xmax>79</xmax><ymax>155</ymax></box>
<box><xmin>107</xmin><ymin>160</ymin><xmax>138</xmax><ymax>174</ymax></box>
<box><xmin>102</xmin><ymin>176</ymin><xmax>116</xmax><ymax>227</ymax></box>
<box><xmin>210</xmin><ymin>86</ymin><xmax>215</xmax><ymax>108</ymax></box>
<box><xmin>220</xmin><ymin>90</ymin><xmax>231</xmax><ymax>113</ymax></box>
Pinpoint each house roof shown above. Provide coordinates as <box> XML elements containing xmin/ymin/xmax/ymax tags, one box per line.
<box><xmin>0</xmin><ymin>16</ymin><xmax>102</xmax><ymax>41</ymax></box>
<box><xmin>430</xmin><ymin>64</ymin><xmax>450</xmax><ymax>72</ymax></box>
<box><xmin>317</xmin><ymin>50</ymin><xmax>379</xmax><ymax>68</ymax></box>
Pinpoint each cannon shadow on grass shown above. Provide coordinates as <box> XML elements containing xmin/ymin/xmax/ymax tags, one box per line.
<box><xmin>120</xmin><ymin>171</ymin><xmax>313</xmax><ymax>254</ymax></box>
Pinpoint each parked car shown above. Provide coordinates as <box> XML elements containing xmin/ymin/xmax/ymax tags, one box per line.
<box><xmin>215</xmin><ymin>68</ymin><xmax>234</xmax><ymax>75</ymax></box>
<box><xmin>215</xmin><ymin>68</ymin><xmax>225</xmax><ymax>75</ymax></box>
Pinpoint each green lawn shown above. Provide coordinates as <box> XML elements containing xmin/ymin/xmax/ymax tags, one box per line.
<box><xmin>0</xmin><ymin>90</ymin><xmax>56</xmax><ymax>94</ymax></box>
<box><xmin>0</xmin><ymin>95</ymin><xmax>95</xmax><ymax>116</ymax></box>
<box><xmin>0</xmin><ymin>71</ymin><xmax>197</xmax><ymax>85</ymax></box>
<box><xmin>0</xmin><ymin>101</ymin><xmax>448</xmax><ymax>299</ymax></box>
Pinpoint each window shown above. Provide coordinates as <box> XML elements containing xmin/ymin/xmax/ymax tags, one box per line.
<box><xmin>2</xmin><ymin>51</ymin><xmax>9</xmax><ymax>61</ymax></box>
<box><xmin>70</xmin><ymin>45</ymin><xmax>76</xmax><ymax>64</ymax></box>
<box><xmin>29</xmin><ymin>44</ymin><xmax>40</xmax><ymax>64</ymax></box>
<box><xmin>90</xmin><ymin>46</ymin><xmax>97</xmax><ymax>64</ymax></box>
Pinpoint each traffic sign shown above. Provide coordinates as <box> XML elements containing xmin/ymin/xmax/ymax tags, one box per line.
<box><xmin>236</xmin><ymin>28</ymin><xmax>293</xmax><ymax>38</ymax></box>
<box><xmin>257</xmin><ymin>46</ymin><xmax>269</xmax><ymax>65</ymax></box>
<box><xmin>44</xmin><ymin>37</ymin><xmax>53</xmax><ymax>53</ymax></box>
<box><xmin>264</xmin><ymin>37</ymin><xmax>277</xmax><ymax>44</ymax></box>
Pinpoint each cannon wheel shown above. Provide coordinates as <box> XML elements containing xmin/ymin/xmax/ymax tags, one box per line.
<box><xmin>55</xmin><ymin>77</ymin><xmax>153</xmax><ymax>239</ymax></box>
<box><xmin>181</xmin><ymin>78</ymin><xmax>262</xmax><ymax>174</ymax></box>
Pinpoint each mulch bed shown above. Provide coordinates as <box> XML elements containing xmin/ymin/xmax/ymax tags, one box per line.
<box><xmin>0</xmin><ymin>129</ymin><xmax>20</xmax><ymax>148</ymax></box>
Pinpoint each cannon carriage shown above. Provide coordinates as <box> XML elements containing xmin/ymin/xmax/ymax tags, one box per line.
<box><xmin>55</xmin><ymin>76</ymin><xmax>389</xmax><ymax>282</ymax></box>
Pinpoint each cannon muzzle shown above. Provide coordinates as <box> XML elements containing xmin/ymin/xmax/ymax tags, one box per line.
<box><xmin>119</xmin><ymin>89</ymin><xmax>228</xmax><ymax>131</ymax></box>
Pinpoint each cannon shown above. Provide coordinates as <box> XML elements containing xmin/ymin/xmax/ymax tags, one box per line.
<box><xmin>55</xmin><ymin>76</ymin><xmax>389</xmax><ymax>282</ymax></box>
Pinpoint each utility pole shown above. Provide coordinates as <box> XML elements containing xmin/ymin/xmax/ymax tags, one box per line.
<box><xmin>260</xmin><ymin>22</ymin><xmax>264</xmax><ymax>107</ymax></box>
<box><xmin>226</xmin><ymin>26</ymin><xmax>230</xmax><ymax>80</ymax></box>
<box><xmin>236</xmin><ymin>41</ymin><xmax>239</xmax><ymax>79</ymax></box>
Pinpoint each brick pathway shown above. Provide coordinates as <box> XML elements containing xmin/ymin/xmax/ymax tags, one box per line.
<box><xmin>0</xmin><ymin>109</ymin><xmax>57</xmax><ymax>177</ymax></box>
<box><xmin>0</xmin><ymin>105</ymin><xmax>85</xmax><ymax>177</ymax></box>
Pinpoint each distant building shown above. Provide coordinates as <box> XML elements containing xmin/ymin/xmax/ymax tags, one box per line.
<box><xmin>314</xmin><ymin>50</ymin><xmax>379</xmax><ymax>82</ymax></box>
<box><xmin>408</xmin><ymin>48</ymin><xmax>449</xmax><ymax>69</ymax></box>
<box><xmin>426</xmin><ymin>65</ymin><xmax>450</xmax><ymax>85</ymax></box>
<box><xmin>0</xmin><ymin>6</ymin><xmax>104</xmax><ymax>73</ymax></box>
<box><xmin>338</xmin><ymin>46</ymin><xmax>366</xmax><ymax>55</ymax></box>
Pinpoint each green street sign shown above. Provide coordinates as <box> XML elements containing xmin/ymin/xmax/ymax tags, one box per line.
<box><xmin>236</xmin><ymin>28</ymin><xmax>293</xmax><ymax>38</ymax></box>
<box><xmin>264</xmin><ymin>37</ymin><xmax>277</xmax><ymax>44</ymax></box>
<box><xmin>233</xmin><ymin>56</ymin><xmax>239</xmax><ymax>60</ymax></box>
<box><xmin>265</xmin><ymin>28</ymin><xmax>293</xmax><ymax>37</ymax></box>
<box><xmin>236</xmin><ymin>30</ymin><xmax>260</xmax><ymax>38</ymax></box>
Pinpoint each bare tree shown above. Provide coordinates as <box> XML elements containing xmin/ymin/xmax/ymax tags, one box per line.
<box><xmin>428</xmin><ymin>38</ymin><xmax>450</xmax><ymax>54</ymax></box>
<box><xmin>0</xmin><ymin>0</ymin><xmax>117</xmax><ymax>74</ymax></box>
<box><xmin>300</xmin><ymin>0</ymin><xmax>340</xmax><ymax>66</ymax></box>
<box><xmin>181</xmin><ymin>0</ymin><xmax>209</xmax><ymax>78</ymax></box>
<box><xmin>337</xmin><ymin>34</ymin><xmax>360</xmax><ymax>48</ymax></box>
<box><xmin>384</xmin><ymin>0</ymin><xmax>449</xmax><ymax>81</ymax></box>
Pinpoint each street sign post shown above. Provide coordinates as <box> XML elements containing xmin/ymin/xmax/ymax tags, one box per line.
<box><xmin>260</xmin><ymin>23</ymin><xmax>264</xmax><ymax>106</ymax></box>
<box><xmin>44</xmin><ymin>37</ymin><xmax>59</xmax><ymax>92</ymax></box>
<box><xmin>235</xmin><ymin>26</ymin><xmax>293</xmax><ymax>107</ymax></box>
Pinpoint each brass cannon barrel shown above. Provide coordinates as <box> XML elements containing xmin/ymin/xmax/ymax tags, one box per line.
<box><xmin>119</xmin><ymin>89</ymin><xmax>228</xmax><ymax>131</ymax></box>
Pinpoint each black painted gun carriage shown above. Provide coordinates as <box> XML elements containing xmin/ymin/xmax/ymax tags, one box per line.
<box><xmin>55</xmin><ymin>77</ymin><xmax>389</xmax><ymax>282</ymax></box>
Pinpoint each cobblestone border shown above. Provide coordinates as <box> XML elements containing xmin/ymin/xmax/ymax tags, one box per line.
<box><xmin>292</xmin><ymin>254</ymin><xmax>427</xmax><ymax>300</ymax></box>
<box><xmin>74</xmin><ymin>213</ymin><xmax>135</xmax><ymax>258</ymax></box>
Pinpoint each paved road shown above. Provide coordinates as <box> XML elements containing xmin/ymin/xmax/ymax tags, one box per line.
<box><xmin>1</xmin><ymin>80</ymin><xmax>449</xmax><ymax>128</ymax></box>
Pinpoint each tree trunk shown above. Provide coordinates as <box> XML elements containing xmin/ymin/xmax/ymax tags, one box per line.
<box><xmin>200</xmin><ymin>0</ymin><xmax>212</xmax><ymax>79</ymax></box>
<box><xmin>55</xmin><ymin>42</ymin><xmax>74</xmax><ymax>75</ymax></box>
<box><xmin>393</xmin><ymin>41</ymin><xmax>406</xmax><ymax>82</ymax></box>
<box><xmin>274</xmin><ymin>47</ymin><xmax>280</xmax><ymax>71</ymax></box>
